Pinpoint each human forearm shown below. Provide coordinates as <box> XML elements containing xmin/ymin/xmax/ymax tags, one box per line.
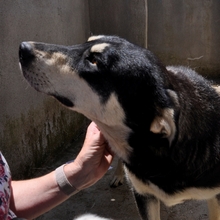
<box><xmin>10</xmin><ymin>151</ymin><xmax>112</xmax><ymax>219</ymax></box>
<box><xmin>10</xmin><ymin>168</ymin><xmax>68</xmax><ymax>219</ymax></box>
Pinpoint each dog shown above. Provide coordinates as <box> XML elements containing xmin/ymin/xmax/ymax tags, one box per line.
<box><xmin>19</xmin><ymin>35</ymin><xmax>220</xmax><ymax>220</ymax></box>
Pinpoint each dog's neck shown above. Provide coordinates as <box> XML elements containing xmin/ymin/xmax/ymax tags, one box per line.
<box><xmin>94</xmin><ymin>120</ymin><xmax>132</xmax><ymax>163</ymax></box>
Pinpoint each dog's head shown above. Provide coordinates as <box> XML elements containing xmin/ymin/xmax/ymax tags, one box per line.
<box><xmin>19</xmin><ymin>35</ymin><xmax>176</xmax><ymax>150</ymax></box>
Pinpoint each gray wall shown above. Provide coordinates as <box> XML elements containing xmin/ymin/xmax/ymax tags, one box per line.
<box><xmin>148</xmin><ymin>0</ymin><xmax>220</xmax><ymax>77</ymax></box>
<box><xmin>88</xmin><ymin>0</ymin><xmax>148</xmax><ymax>47</ymax></box>
<box><xmin>0</xmin><ymin>0</ymin><xmax>89</xmax><ymax>178</ymax></box>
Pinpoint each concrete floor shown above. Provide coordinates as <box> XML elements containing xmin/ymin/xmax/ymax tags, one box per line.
<box><xmin>35</xmin><ymin>133</ymin><xmax>209</xmax><ymax>220</ymax></box>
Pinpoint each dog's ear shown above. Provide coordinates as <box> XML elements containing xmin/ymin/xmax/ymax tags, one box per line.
<box><xmin>150</xmin><ymin>108</ymin><xmax>176</xmax><ymax>145</ymax></box>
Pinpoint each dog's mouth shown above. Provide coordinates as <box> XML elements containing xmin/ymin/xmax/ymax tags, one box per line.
<box><xmin>53</xmin><ymin>95</ymin><xmax>74</xmax><ymax>107</ymax></box>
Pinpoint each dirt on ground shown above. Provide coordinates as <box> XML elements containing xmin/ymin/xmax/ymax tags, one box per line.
<box><xmin>35</xmin><ymin>133</ymin><xmax>209</xmax><ymax>220</ymax></box>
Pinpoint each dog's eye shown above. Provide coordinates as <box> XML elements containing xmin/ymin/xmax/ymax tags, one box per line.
<box><xmin>87</xmin><ymin>54</ymin><xmax>97</xmax><ymax>66</ymax></box>
<box><xmin>90</xmin><ymin>57</ymin><xmax>97</xmax><ymax>65</ymax></box>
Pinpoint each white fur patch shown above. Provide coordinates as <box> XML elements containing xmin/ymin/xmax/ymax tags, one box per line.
<box><xmin>43</xmin><ymin>53</ymin><xmax>70</xmax><ymax>75</ymax></box>
<box><xmin>102</xmin><ymin>93</ymin><xmax>126</xmax><ymax>125</ymax></box>
<box><xmin>93</xmin><ymin>93</ymin><xmax>132</xmax><ymax>162</ymax></box>
<box><xmin>126</xmin><ymin>169</ymin><xmax>220</xmax><ymax>207</ymax></box>
<box><xmin>91</xmin><ymin>43</ymin><xmax>110</xmax><ymax>53</ymax></box>
<box><xmin>150</xmin><ymin>108</ymin><xmax>176</xmax><ymax>145</ymax></box>
<box><xmin>74</xmin><ymin>214</ymin><xmax>112</xmax><ymax>220</ymax></box>
<box><xmin>87</xmin><ymin>35</ymin><xmax>104</xmax><ymax>42</ymax></box>
<box><xmin>213</xmin><ymin>85</ymin><xmax>220</xmax><ymax>95</ymax></box>
<box><xmin>166</xmin><ymin>66</ymin><xmax>180</xmax><ymax>75</ymax></box>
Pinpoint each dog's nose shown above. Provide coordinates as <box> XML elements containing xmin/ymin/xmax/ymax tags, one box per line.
<box><xmin>19</xmin><ymin>42</ymin><xmax>35</xmax><ymax>66</ymax></box>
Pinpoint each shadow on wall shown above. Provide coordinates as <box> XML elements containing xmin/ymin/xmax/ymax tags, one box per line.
<box><xmin>0</xmin><ymin>98</ymin><xmax>88</xmax><ymax>179</ymax></box>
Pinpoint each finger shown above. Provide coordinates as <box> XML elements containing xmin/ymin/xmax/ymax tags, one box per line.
<box><xmin>105</xmin><ymin>143</ymin><xmax>115</xmax><ymax>157</ymax></box>
<box><xmin>104</xmin><ymin>146</ymin><xmax>114</xmax><ymax>162</ymax></box>
<box><xmin>91</xmin><ymin>121</ymin><xmax>100</xmax><ymax>131</ymax></box>
<box><xmin>87</xmin><ymin>122</ymin><xmax>101</xmax><ymax>135</ymax></box>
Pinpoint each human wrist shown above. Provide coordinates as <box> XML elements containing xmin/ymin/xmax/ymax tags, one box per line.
<box><xmin>64</xmin><ymin>159</ymin><xmax>97</xmax><ymax>191</ymax></box>
<box><xmin>55</xmin><ymin>164</ymin><xmax>79</xmax><ymax>196</ymax></box>
<box><xmin>63</xmin><ymin>160</ymin><xmax>88</xmax><ymax>191</ymax></box>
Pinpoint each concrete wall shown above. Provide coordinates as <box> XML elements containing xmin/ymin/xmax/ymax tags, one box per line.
<box><xmin>89</xmin><ymin>0</ymin><xmax>220</xmax><ymax>77</ymax></box>
<box><xmin>88</xmin><ymin>0</ymin><xmax>148</xmax><ymax>47</ymax></box>
<box><xmin>148</xmin><ymin>0</ymin><xmax>220</xmax><ymax>77</ymax></box>
<box><xmin>0</xmin><ymin>0</ymin><xmax>89</xmax><ymax>178</ymax></box>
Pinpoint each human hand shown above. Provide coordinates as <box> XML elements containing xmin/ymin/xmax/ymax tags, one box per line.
<box><xmin>64</xmin><ymin>122</ymin><xmax>114</xmax><ymax>191</ymax></box>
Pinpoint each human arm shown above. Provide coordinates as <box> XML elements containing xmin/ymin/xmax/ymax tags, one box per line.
<box><xmin>10</xmin><ymin>122</ymin><xmax>114</xmax><ymax>219</ymax></box>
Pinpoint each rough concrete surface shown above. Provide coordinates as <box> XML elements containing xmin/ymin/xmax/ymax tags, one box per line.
<box><xmin>0</xmin><ymin>0</ymin><xmax>90</xmax><ymax>178</ymax></box>
<box><xmin>35</xmin><ymin>133</ymin><xmax>209</xmax><ymax>220</ymax></box>
<box><xmin>147</xmin><ymin>0</ymin><xmax>220</xmax><ymax>76</ymax></box>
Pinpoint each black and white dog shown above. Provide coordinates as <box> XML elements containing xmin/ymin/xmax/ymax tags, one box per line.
<box><xmin>19</xmin><ymin>35</ymin><xmax>220</xmax><ymax>220</ymax></box>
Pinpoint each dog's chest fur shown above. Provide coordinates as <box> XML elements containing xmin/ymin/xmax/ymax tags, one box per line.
<box><xmin>126</xmin><ymin>168</ymin><xmax>220</xmax><ymax>207</ymax></box>
<box><xmin>90</xmin><ymin>93</ymin><xmax>133</xmax><ymax>162</ymax></box>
